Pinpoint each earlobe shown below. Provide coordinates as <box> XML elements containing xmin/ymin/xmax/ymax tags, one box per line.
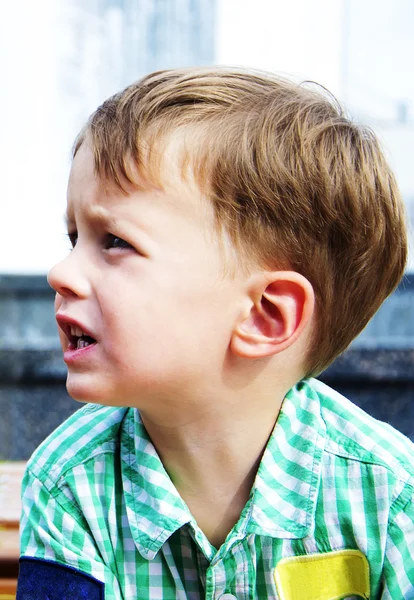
<box><xmin>230</xmin><ymin>272</ymin><xmax>314</xmax><ymax>359</ymax></box>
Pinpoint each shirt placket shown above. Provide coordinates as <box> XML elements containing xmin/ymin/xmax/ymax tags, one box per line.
<box><xmin>204</xmin><ymin>535</ymin><xmax>253</xmax><ymax>600</ymax></box>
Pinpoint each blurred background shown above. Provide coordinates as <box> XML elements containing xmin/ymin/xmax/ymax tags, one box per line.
<box><xmin>0</xmin><ymin>0</ymin><xmax>413</xmax><ymax>461</ymax></box>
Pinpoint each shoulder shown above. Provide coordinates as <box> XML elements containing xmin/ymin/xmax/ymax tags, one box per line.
<box><xmin>306</xmin><ymin>378</ymin><xmax>414</xmax><ymax>485</ymax></box>
<box><xmin>25</xmin><ymin>403</ymin><xmax>131</xmax><ymax>491</ymax></box>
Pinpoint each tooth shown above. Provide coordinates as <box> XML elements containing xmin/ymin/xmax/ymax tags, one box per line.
<box><xmin>77</xmin><ymin>338</ymin><xmax>90</xmax><ymax>349</ymax></box>
<box><xmin>70</xmin><ymin>326</ymin><xmax>76</xmax><ymax>336</ymax></box>
<box><xmin>76</xmin><ymin>327</ymin><xmax>83</xmax><ymax>337</ymax></box>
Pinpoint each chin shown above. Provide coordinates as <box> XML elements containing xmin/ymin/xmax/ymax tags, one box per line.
<box><xmin>66</xmin><ymin>375</ymin><xmax>132</xmax><ymax>408</ymax></box>
<box><xmin>66</xmin><ymin>374</ymin><xmax>104</xmax><ymax>404</ymax></box>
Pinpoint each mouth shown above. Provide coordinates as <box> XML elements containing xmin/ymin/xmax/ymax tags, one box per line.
<box><xmin>68</xmin><ymin>328</ymin><xmax>97</xmax><ymax>350</ymax></box>
<box><xmin>56</xmin><ymin>315</ymin><xmax>98</xmax><ymax>351</ymax></box>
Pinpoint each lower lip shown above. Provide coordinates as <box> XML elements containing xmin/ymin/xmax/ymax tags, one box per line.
<box><xmin>63</xmin><ymin>343</ymin><xmax>98</xmax><ymax>364</ymax></box>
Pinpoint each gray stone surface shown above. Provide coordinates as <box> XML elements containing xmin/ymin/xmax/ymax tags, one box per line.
<box><xmin>0</xmin><ymin>383</ymin><xmax>78</xmax><ymax>461</ymax></box>
<box><xmin>353</xmin><ymin>276</ymin><xmax>414</xmax><ymax>349</ymax></box>
<box><xmin>323</xmin><ymin>380</ymin><xmax>414</xmax><ymax>440</ymax></box>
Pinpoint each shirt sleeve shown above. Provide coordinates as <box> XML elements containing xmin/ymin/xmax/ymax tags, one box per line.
<box><xmin>18</xmin><ymin>467</ymin><xmax>122</xmax><ymax>600</ymax></box>
<box><xmin>381</xmin><ymin>488</ymin><xmax>414</xmax><ymax>599</ymax></box>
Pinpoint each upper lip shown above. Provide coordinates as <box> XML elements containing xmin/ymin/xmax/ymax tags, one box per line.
<box><xmin>56</xmin><ymin>313</ymin><xmax>97</xmax><ymax>344</ymax></box>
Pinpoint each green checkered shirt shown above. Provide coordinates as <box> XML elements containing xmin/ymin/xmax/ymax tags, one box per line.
<box><xmin>19</xmin><ymin>379</ymin><xmax>414</xmax><ymax>599</ymax></box>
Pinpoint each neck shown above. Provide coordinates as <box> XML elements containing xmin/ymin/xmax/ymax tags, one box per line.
<box><xmin>140</xmin><ymin>378</ymin><xmax>288</xmax><ymax>547</ymax></box>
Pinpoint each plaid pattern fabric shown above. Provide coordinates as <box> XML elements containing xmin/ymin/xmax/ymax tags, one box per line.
<box><xmin>19</xmin><ymin>379</ymin><xmax>414</xmax><ymax>599</ymax></box>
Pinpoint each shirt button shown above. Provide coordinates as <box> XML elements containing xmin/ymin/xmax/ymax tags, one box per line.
<box><xmin>218</xmin><ymin>595</ymin><xmax>237</xmax><ymax>600</ymax></box>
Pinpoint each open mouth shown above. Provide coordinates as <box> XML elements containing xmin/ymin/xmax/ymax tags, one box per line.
<box><xmin>72</xmin><ymin>334</ymin><xmax>97</xmax><ymax>350</ymax></box>
<box><xmin>69</xmin><ymin>326</ymin><xmax>97</xmax><ymax>350</ymax></box>
<box><xmin>59</xmin><ymin>323</ymin><xmax>97</xmax><ymax>350</ymax></box>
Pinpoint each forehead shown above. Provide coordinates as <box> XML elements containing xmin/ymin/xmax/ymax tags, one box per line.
<box><xmin>66</xmin><ymin>141</ymin><xmax>216</xmax><ymax>234</ymax></box>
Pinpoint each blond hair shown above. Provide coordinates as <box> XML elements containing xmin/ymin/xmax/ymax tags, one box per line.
<box><xmin>74</xmin><ymin>67</ymin><xmax>408</xmax><ymax>376</ymax></box>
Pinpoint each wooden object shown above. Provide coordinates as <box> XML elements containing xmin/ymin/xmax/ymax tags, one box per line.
<box><xmin>0</xmin><ymin>462</ymin><xmax>26</xmax><ymax>597</ymax></box>
<box><xmin>0</xmin><ymin>577</ymin><xmax>17</xmax><ymax>596</ymax></box>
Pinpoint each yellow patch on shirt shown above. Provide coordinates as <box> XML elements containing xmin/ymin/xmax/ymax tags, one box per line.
<box><xmin>274</xmin><ymin>549</ymin><xmax>370</xmax><ymax>600</ymax></box>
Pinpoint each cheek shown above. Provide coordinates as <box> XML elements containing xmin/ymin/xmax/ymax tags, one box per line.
<box><xmin>101</xmin><ymin>257</ymin><xmax>235</xmax><ymax>350</ymax></box>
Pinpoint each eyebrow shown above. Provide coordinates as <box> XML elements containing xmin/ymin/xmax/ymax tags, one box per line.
<box><xmin>64</xmin><ymin>209</ymin><xmax>118</xmax><ymax>231</ymax></box>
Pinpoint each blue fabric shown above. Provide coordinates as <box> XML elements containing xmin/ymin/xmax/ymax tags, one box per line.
<box><xmin>17</xmin><ymin>557</ymin><xmax>105</xmax><ymax>600</ymax></box>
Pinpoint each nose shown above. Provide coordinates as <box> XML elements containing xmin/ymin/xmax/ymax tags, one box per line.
<box><xmin>47</xmin><ymin>252</ymin><xmax>92</xmax><ymax>299</ymax></box>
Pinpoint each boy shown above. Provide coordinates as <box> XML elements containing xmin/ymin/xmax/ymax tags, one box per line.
<box><xmin>18</xmin><ymin>67</ymin><xmax>413</xmax><ymax>599</ymax></box>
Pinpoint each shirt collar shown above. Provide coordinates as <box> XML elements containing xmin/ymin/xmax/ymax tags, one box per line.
<box><xmin>122</xmin><ymin>379</ymin><xmax>326</xmax><ymax>559</ymax></box>
<box><xmin>120</xmin><ymin>411</ymin><xmax>192</xmax><ymax>560</ymax></box>
<box><xmin>245</xmin><ymin>379</ymin><xmax>326</xmax><ymax>539</ymax></box>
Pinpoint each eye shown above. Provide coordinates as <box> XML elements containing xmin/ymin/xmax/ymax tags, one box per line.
<box><xmin>67</xmin><ymin>232</ymin><xmax>78</xmax><ymax>248</ymax></box>
<box><xmin>104</xmin><ymin>234</ymin><xmax>133</xmax><ymax>250</ymax></box>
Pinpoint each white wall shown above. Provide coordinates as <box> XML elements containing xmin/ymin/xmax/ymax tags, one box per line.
<box><xmin>1</xmin><ymin>1</ymin><xmax>66</xmax><ymax>274</ymax></box>
<box><xmin>0</xmin><ymin>0</ymin><xmax>108</xmax><ymax>273</ymax></box>
<box><xmin>217</xmin><ymin>0</ymin><xmax>344</xmax><ymax>97</ymax></box>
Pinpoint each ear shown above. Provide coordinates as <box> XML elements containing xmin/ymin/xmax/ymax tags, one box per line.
<box><xmin>230</xmin><ymin>272</ymin><xmax>315</xmax><ymax>359</ymax></box>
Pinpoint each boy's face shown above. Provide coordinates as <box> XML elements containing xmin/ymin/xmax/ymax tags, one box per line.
<box><xmin>48</xmin><ymin>142</ymin><xmax>246</xmax><ymax>417</ymax></box>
